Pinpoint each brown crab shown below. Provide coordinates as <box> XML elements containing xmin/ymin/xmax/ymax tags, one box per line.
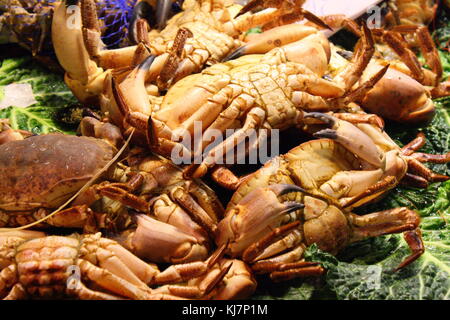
<box><xmin>215</xmin><ymin>113</ymin><xmax>450</xmax><ymax>281</ymax></box>
<box><xmin>0</xmin><ymin>231</ymin><xmax>248</xmax><ymax>300</ymax></box>
<box><xmin>0</xmin><ymin>117</ymin><xmax>225</xmax><ymax>265</ymax></box>
<box><xmin>52</xmin><ymin>0</ymin><xmax>330</xmax><ymax>106</ymax></box>
<box><xmin>114</xmin><ymin>23</ymin><xmax>389</xmax><ymax>185</ymax></box>
<box><xmin>386</xmin><ymin>0</ymin><xmax>437</xmax><ymax>27</ymax></box>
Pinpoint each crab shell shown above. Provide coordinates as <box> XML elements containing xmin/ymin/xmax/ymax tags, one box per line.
<box><xmin>0</xmin><ymin>134</ymin><xmax>116</xmax><ymax>212</ymax></box>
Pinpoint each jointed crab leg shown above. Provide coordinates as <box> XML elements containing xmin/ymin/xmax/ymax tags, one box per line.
<box><xmin>355</xmin><ymin>124</ymin><xmax>450</xmax><ymax>187</ymax></box>
<box><xmin>344</xmin><ymin>18</ymin><xmax>443</xmax><ymax>88</ymax></box>
<box><xmin>348</xmin><ymin>208</ymin><xmax>424</xmax><ymax>270</ymax></box>
<box><xmin>220</xmin><ymin>182</ymin><xmax>425</xmax><ymax>281</ymax></box>
<box><xmin>392</xmin><ymin>24</ymin><xmax>443</xmax><ymax>84</ymax></box>
<box><xmin>0</xmin><ymin>234</ymin><xmax>232</xmax><ymax>300</ymax></box>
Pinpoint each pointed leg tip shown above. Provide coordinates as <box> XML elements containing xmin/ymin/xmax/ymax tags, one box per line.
<box><xmin>313</xmin><ymin>129</ymin><xmax>338</xmax><ymax>140</ymax></box>
<box><xmin>223</xmin><ymin>46</ymin><xmax>247</xmax><ymax>62</ymax></box>
<box><xmin>303</xmin><ymin>112</ymin><xmax>336</xmax><ymax>126</ymax></box>
<box><xmin>268</xmin><ymin>184</ymin><xmax>306</xmax><ymax>197</ymax></box>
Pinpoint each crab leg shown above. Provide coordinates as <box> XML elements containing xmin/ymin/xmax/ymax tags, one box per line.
<box><xmin>90</xmin><ymin>247</ymin><xmax>152</xmax><ymax>288</ymax></box>
<box><xmin>188</xmin><ymin>107</ymin><xmax>267</xmax><ymax>178</ymax></box>
<box><xmin>410</xmin><ymin>152</ymin><xmax>450</xmax><ymax>164</ymax></box>
<box><xmin>80</xmin><ymin>0</ymin><xmax>138</xmax><ymax>69</ymax></box>
<box><xmin>225</xmin><ymin>8</ymin><xmax>330</xmax><ymax>61</ymax></box>
<box><xmin>45</xmin><ymin>205</ymin><xmax>98</xmax><ymax>230</ymax></box>
<box><xmin>3</xmin><ymin>283</ymin><xmax>27</xmax><ymax>300</ymax></box>
<box><xmin>304</xmin><ymin>113</ymin><xmax>384</xmax><ymax>168</ymax></box>
<box><xmin>95</xmin><ymin>185</ymin><xmax>149</xmax><ymax>212</ymax></box>
<box><xmin>129</xmin><ymin>0</ymin><xmax>174</xmax><ymax>43</ymax></box>
<box><xmin>398</xmin><ymin>133</ymin><xmax>450</xmax><ymax>185</ymax></box>
<box><xmin>129</xmin><ymin>1</ymin><xmax>154</xmax><ymax>44</ymax></box>
<box><xmin>348</xmin><ymin>207</ymin><xmax>424</xmax><ymax>270</ymax></box>
<box><xmin>151</xmin><ymin>194</ymin><xmax>211</xmax><ymax>244</ymax></box>
<box><xmin>330</xmin><ymin>113</ymin><xmax>385</xmax><ymax>129</ymax></box>
<box><xmin>216</xmin><ymin>184</ymin><xmax>306</xmax><ymax>256</ymax></box>
<box><xmin>171</xmin><ymin>186</ymin><xmax>218</xmax><ymax>236</ymax></box>
<box><xmin>269</xmin><ymin>261</ymin><xmax>325</xmax><ymax>282</ymax></box>
<box><xmin>151</xmin><ymin>262</ymin><xmax>233</xmax><ymax>299</ymax></box>
<box><xmin>235</xmin><ymin>0</ymin><xmax>305</xmax><ymax>17</ymax></box>
<box><xmin>262</xmin><ymin>5</ymin><xmax>332</xmax><ymax>31</ymax></box>
<box><xmin>197</xmin><ymin>128</ymin><xmax>270</xmax><ymax>189</ymax></box>
<box><xmin>97</xmin><ymin>238</ymin><xmax>160</xmax><ymax>284</ymax></box>
<box><xmin>114</xmin><ymin>55</ymin><xmax>157</xmax><ymax>125</ymax></box>
<box><xmin>402</xmin><ymin>133</ymin><xmax>450</xmax><ymax>163</ymax></box>
<box><xmin>210</xmin><ymin>167</ymin><xmax>253</xmax><ymax>190</ymax></box>
<box><xmin>184</xmin><ymin>183</ymin><xmax>224</xmax><ymax>222</ymax></box>
<box><xmin>157</xmin><ymin>28</ymin><xmax>194</xmax><ymax>89</ymax></box>
<box><xmin>350</xmin><ymin>207</ymin><xmax>421</xmax><ymax>239</ymax></box>
<box><xmin>68</xmin><ymin>281</ymin><xmax>123</xmax><ymax>300</ymax></box>
<box><xmin>416</xmin><ymin>26</ymin><xmax>443</xmax><ymax>84</ymax></box>
<box><xmin>242</xmin><ymin>221</ymin><xmax>301</xmax><ymax>263</ymax></box>
<box><xmin>341</xmin><ymin>176</ymin><xmax>399</xmax><ymax>208</ymax></box>
<box><xmin>52</xmin><ymin>0</ymin><xmax>108</xmax><ymax>103</ymax></box>
<box><xmin>203</xmin><ymin>259</ymin><xmax>257</xmax><ymax>300</ymax></box>
<box><xmin>333</xmin><ymin>23</ymin><xmax>375</xmax><ymax>92</ymax></box>
<box><xmin>93</xmin><ymin>240</ymin><xmax>229</xmax><ymax>300</ymax></box>
<box><xmin>251</xmin><ymin>246</ymin><xmax>306</xmax><ymax>273</ymax></box>
<box><xmin>406</xmin><ymin>158</ymin><xmax>449</xmax><ymax>184</ymax></box>
<box><xmin>401</xmin><ymin>132</ymin><xmax>427</xmax><ymax>155</ymax></box>
<box><xmin>150</xmin><ymin>243</ymin><xmax>227</xmax><ymax>285</ymax></box>
<box><xmin>0</xmin><ymin>264</ymin><xmax>17</xmax><ymax>299</ymax></box>
<box><xmin>391</xmin><ymin>25</ymin><xmax>443</xmax><ymax>85</ymax></box>
<box><xmin>77</xmin><ymin>259</ymin><xmax>154</xmax><ymax>300</ymax></box>
<box><xmin>395</xmin><ymin>229</ymin><xmax>425</xmax><ymax>271</ymax></box>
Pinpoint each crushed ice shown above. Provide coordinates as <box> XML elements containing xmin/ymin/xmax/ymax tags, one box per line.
<box><xmin>0</xmin><ymin>83</ymin><xmax>37</xmax><ymax>109</ymax></box>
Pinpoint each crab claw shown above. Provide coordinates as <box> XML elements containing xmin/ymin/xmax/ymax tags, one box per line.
<box><xmin>129</xmin><ymin>1</ymin><xmax>154</xmax><ymax>44</ymax></box>
<box><xmin>119</xmin><ymin>214</ymin><xmax>210</xmax><ymax>264</ymax></box>
<box><xmin>111</xmin><ymin>54</ymin><xmax>157</xmax><ymax>131</ymax></box>
<box><xmin>304</xmin><ymin>113</ymin><xmax>384</xmax><ymax>168</ymax></box>
<box><xmin>129</xmin><ymin>0</ymin><xmax>174</xmax><ymax>44</ymax></box>
<box><xmin>359</xmin><ymin>63</ymin><xmax>436</xmax><ymax>124</ymax></box>
<box><xmin>216</xmin><ymin>184</ymin><xmax>305</xmax><ymax>257</ymax></box>
<box><xmin>154</xmin><ymin>0</ymin><xmax>176</xmax><ymax>30</ymax></box>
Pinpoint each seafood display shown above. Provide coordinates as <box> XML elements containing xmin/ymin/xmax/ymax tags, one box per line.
<box><xmin>216</xmin><ymin>113</ymin><xmax>449</xmax><ymax>280</ymax></box>
<box><xmin>0</xmin><ymin>0</ymin><xmax>449</xmax><ymax>301</ymax></box>
<box><xmin>0</xmin><ymin>231</ymin><xmax>255</xmax><ymax>299</ymax></box>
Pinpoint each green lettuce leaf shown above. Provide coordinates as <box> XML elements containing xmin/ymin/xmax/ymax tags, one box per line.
<box><xmin>0</xmin><ymin>57</ymin><xmax>79</xmax><ymax>134</ymax></box>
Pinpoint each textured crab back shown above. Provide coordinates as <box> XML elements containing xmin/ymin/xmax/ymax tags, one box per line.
<box><xmin>14</xmin><ymin>236</ymin><xmax>80</xmax><ymax>298</ymax></box>
<box><xmin>0</xmin><ymin>135</ymin><xmax>115</xmax><ymax>211</ymax></box>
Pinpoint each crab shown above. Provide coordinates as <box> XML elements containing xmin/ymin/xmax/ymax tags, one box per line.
<box><xmin>310</xmin><ymin>10</ymin><xmax>445</xmax><ymax>124</ymax></box>
<box><xmin>1</xmin><ymin>0</ymin><xmax>132</xmax><ymax>69</ymax></box>
<box><xmin>113</xmin><ymin>22</ymin><xmax>392</xmax><ymax>184</ymax></box>
<box><xmin>0</xmin><ymin>231</ymin><xmax>255</xmax><ymax>300</ymax></box>
<box><xmin>386</xmin><ymin>0</ymin><xmax>437</xmax><ymax>27</ymax></box>
<box><xmin>52</xmin><ymin>0</ymin><xmax>331</xmax><ymax>106</ymax></box>
<box><xmin>215</xmin><ymin>113</ymin><xmax>450</xmax><ymax>281</ymax></box>
<box><xmin>0</xmin><ymin>116</ymin><xmax>225</xmax><ymax>265</ymax></box>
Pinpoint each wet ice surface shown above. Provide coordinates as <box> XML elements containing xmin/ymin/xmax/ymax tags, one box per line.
<box><xmin>0</xmin><ymin>83</ymin><xmax>37</xmax><ymax>109</ymax></box>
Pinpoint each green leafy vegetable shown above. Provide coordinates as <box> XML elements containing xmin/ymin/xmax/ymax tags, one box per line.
<box><xmin>0</xmin><ymin>57</ymin><xmax>78</xmax><ymax>134</ymax></box>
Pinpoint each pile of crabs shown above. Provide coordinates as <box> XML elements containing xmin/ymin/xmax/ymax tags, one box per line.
<box><xmin>1</xmin><ymin>0</ymin><xmax>449</xmax><ymax>300</ymax></box>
